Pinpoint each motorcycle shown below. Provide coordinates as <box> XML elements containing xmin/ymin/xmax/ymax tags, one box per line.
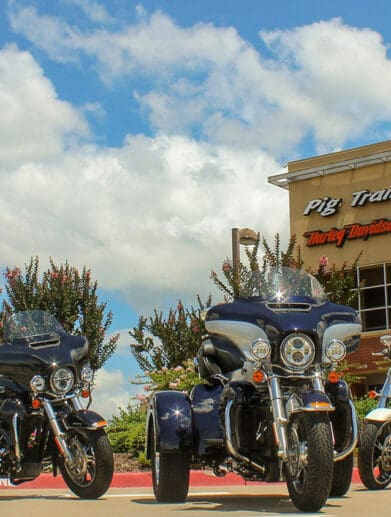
<box><xmin>0</xmin><ymin>310</ymin><xmax>113</xmax><ymax>498</ymax></box>
<box><xmin>358</xmin><ymin>334</ymin><xmax>391</xmax><ymax>489</ymax></box>
<box><xmin>146</xmin><ymin>267</ymin><xmax>362</xmax><ymax>512</ymax></box>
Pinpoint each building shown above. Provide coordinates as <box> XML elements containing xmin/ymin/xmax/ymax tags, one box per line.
<box><xmin>269</xmin><ymin>140</ymin><xmax>391</xmax><ymax>395</ymax></box>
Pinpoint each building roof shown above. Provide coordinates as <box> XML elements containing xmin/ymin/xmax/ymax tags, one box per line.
<box><xmin>268</xmin><ymin>140</ymin><xmax>391</xmax><ymax>190</ymax></box>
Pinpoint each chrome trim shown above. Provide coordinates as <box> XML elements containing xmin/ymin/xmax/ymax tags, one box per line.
<box><xmin>268</xmin><ymin>376</ymin><xmax>288</xmax><ymax>459</ymax></box>
<box><xmin>42</xmin><ymin>399</ymin><xmax>74</xmax><ymax>464</ymax></box>
<box><xmin>334</xmin><ymin>400</ymin><xmax>359</xmax><ymax>462</ymax></box>
<box><xmin>224</xmin><ymin>400</ymin><xmax>265</xmax><ymax>473</ymax></box>
<box><xmin>11</xmin><ymin>414</ymin><xmax>22</xmax><ymax>472</ymax></box>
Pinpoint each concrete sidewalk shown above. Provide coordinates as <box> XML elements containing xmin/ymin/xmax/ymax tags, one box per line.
<box><xmin>0</xmin><ymin>468</ymin><xmax>363</xmax><ymax>489</ymax></box>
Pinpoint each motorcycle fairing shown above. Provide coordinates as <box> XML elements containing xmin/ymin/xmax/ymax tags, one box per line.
<box><xmin>0</xmin><ymin>334</ymin><xmax>88</xmax><ymax>387</ymax></box>
<box><xmin>365</xmin><ymin>408</ymin><xmax>391</xmax><ymax>422</ymax></box>
<box><xmin>206</xmin><ymin>300</ymin><xmax>360</xmax><ymax>353</ymax></box>
<box><xmin>146</xmin><ymin>391</ymin><xmax>193</xmax><ymax>458</ymax></box>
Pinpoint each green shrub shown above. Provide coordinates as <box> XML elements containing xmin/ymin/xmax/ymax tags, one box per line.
<box><xmin>353</xmin><ymin>396</ymin><xmax>378</xmax><ymax>421</ymax></box>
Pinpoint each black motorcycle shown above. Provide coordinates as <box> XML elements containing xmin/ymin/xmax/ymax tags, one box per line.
<box><xmin>0</xmin><ymin>310</ymin><xmax>113</xmax><ymax>497</ymax></box>
<box><xmin>146</xmin><ymin>267</ymin><xmax>361</xmax><ymax>512</ymax></box>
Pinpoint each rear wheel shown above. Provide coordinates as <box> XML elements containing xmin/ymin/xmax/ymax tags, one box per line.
<box><xmin>358</xmin><ymin>421</ymin><xmax>391</xmax><ymax>490</ymax></box>
<box><xmin>59</xmin><ymin>429</ymin><xmax>113</xmax><ymax>499</ymax></box>
<box><xmin>285</xmin><ymin>412</ymin><xmax>333</xmax><ymax>512</ymax></box>
<box><xmin>330</xmin><ymin>453</ymin><xmax>353</xmax><ymax>497</ymax></box>
<box><xmin>150</xmin><ymin>425</ymin><xmax>190</xmax><ymax>502</ymax></box>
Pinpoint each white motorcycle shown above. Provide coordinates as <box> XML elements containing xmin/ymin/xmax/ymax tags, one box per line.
<box><xmin>358</xmin><ymin>335</ymin><xmax>391</xmax><ymax>489</ymax></box>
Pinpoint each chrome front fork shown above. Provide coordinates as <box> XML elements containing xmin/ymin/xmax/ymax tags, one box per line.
<box><xmin>268</xmin><ymin>376</ymin><xmax>289</xmax><ymax>459</ymax></box>
<box><xmin>43</xmin><ymin>396</ymin><xmax>81</xmax><ymax>465</ymax></box>
<box><xmin>267</xmin><ymin>371</ymin><xmax>327</xmax><ymax>461</ymax></box>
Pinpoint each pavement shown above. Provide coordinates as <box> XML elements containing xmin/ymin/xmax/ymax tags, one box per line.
<box><xmin>0</xmin><ymin>468</ymin><xmax>363</xmax><ymax>489</ymax></box>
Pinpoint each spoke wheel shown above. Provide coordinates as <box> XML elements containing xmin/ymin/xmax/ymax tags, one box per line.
<box><xmin>59</xmin><ymin>429</ymin><xmax>113</xmax><ymax>499</ymax></box>
<box><xmin>285</xmin><ymin>412</ymin><xmax>333</xmax><ymax>512</ymax></box>
<box><xmin>358</xmin><ymin>422</ymin><xmax>391</xmax><ymax>490</ymax></box>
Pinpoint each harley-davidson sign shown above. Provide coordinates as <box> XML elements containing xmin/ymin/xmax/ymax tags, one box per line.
<box><xmin>304</xmin><ymin>218</ymin><xmax>391</xmax><ymax>248</ymax></box>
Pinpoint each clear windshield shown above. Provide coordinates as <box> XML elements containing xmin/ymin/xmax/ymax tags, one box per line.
<box><xmin>239</xmin><ymin>267</ymin><xmax>326</xmax><ymax>302</ymax></box>
<box><xmin>3</xmin><ymin>310</ymin><xmax>65</xmax><ymax>341</ymax></box>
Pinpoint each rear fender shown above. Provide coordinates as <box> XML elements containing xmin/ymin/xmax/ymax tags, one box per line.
<box><xmin>365</xmin><ymin>408</ymin><xmax>391</xmax><ymax>423</ymax></box>
<box><xmin>63</xmin><ymin>409</ymin><xmax>108</xmax><ymax>430</ymax></box>
<box><xmin>146</xmin><ymin>391</ymin><xmax>193</xmax><ymax>459</ymax></box>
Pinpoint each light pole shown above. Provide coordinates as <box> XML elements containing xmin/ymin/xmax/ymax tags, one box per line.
<box><xmin>231</xmin><ymin>227</ymin><xmax>259</xmax><ymax>298</ymax></box>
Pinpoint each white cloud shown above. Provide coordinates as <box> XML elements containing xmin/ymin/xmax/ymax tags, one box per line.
<box><xmin>92</xmin><ymin>367</ymin><xmax>136</xmax><ymax>418</ymax></box>
<box><xmin>0</xmin><ymin>45</ymin><xmax>87</xmax><ymax>167</ymax></box>
<box><xmin>66</xmin><ymin>0</ymin><xmax>113</xmax><ymax>24</ymax></box>
<box><xmin>8</xmin><ymin>9</ymin><xmax>391</xmax><ymax>152</ymax></box>
<box><xmin>0</xmin><ymin>124</ymin><xmax>287</xmax><ymax>309</ymax></box>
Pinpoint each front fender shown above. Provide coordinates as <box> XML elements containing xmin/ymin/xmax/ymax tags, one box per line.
<box><xmin>146</xmin><ymin>390</ymin><xmax>193</xmax><ymax>458</ymax></box>
<box><xmin>63</xmin><ymin>409</ymin><xmax>108</xmax><ymax>430</ymax></box>
<box><xmin>365</xmin><ymin>408</ymin><xmax>391</xmax><ymax>423</ymax></box>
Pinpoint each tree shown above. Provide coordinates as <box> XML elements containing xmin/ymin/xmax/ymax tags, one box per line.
<box><xmin>211</xmin><ymin>233</ymin><xmax>360</xmax><ymax>307</ymax></box>
<box><xmin>0</xmin><ymin>257</ymin><xmax>119</xmax><ymax>371</ymax></box>
<box><xmin>130</xmin><ymin>295</ymin><xmax>212</xmax><ymax>372</ymax></box>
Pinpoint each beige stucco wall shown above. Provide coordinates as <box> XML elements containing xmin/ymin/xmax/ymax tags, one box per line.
<box><xmin>288</xmin><ymin>157</ymin><xmax>391</xmax><ymax>269</ymax></box>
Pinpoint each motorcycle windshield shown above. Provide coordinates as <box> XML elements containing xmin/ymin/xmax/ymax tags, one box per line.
<box><xmin>239</xmin><ymin>267</ymin><xmax>326</xmax><ymax>304</ymax></box>
<box><xmin>3</xmin><ymin>310</ymin><xmax>65</xmax><ymax>342</ymax></box>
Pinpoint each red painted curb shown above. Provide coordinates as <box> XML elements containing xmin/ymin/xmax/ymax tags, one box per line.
<box><xmin>0</xmin><ymin>468</ymin><xmax>363</xmax><ymax>489</ymax></box>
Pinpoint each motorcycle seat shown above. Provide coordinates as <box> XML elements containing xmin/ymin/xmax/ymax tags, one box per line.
<box><xmin>197</xmin><ymin>337</ymin><xmax>245</xmax><ymax>380</ymax></box>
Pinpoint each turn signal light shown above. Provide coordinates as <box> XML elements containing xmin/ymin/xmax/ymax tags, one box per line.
<box><xmin>368</xmin><ymin>390</ymin><xmax>378</xmax><ymax>399</ymax></box>
<box><xmin>81</xmin><ymin>389</ymin><xmax>90</xmax><ymax>399</ymax></box>
<box><xmin>31</xmin><ymin>398</ymin><xmax>41</xmax><ymax>409</ymax></box>
<box><xmin>253</xmin><ymin>370</ymin><xmax>265</xmax><ymax>383</ymax></box>
<box><xmin>328</xmin><ymin>371</ymin><xmax>341</xmax><ymax>383</ymax></box>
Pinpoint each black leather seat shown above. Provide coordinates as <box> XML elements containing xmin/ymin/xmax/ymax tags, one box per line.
<box><xmin>197</xmin><ymin>336</ymin><xmax>245</xmax><ymax>379</ymax></box>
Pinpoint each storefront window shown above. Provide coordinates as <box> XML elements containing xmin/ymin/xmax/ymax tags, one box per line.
<box><xmin>357</xmin><ymin>263</ymin><xmax>391</xmax><ymax>332</ymax></box>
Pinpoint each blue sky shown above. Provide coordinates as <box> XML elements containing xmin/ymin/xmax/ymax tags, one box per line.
<box><xmin>2</xmin><ymin>0</ymin><xmax>391</xmax><ymax>415</ymax></box>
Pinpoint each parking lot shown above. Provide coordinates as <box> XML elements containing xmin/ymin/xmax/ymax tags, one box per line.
<box><xmin>0</xmin><ymin>483</ymin><xmax>389</xmax><ymax>517</ymax></box>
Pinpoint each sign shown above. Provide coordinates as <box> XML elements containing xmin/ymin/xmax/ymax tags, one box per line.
<box><xmin>303</xmin><ymin>185</ymin><xmax>391</xmax><ymax>216</ymax></box>
<box><xmin>304</xmin><ymin>218</ymin><xmax>391</xmax><ymax>248</ymax></box>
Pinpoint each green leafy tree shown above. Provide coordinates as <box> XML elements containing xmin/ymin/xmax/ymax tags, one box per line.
<box><xmin>0</xmin><ymin>257</ymin><xmax>118</xmax><ymax>371</ymax></box>
<box><xmin>130</xmin><ymin>295</ymin><xmax>212</xmax><ymax>372</ymax></box>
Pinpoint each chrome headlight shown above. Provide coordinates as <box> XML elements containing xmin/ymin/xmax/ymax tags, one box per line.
<box><xmin>50</xmin><ymin>367</ymin><xmax>74</xmax><ymax>394</ymax></box>
<box><xmin>30</xmin><ymin>374</ymin><xmax>46</xmax><ymax>392</ymax></box>
<box><xmin>250</xmin><ymin>338</ymin><xmax>271</xmax><ymax>361</ymax></box>
<box><xmin>80</xmin><ymin>364</ymin><xmax>94</xmax><ymax>383</ymax></box>
<box><xmin>325</xmin><ymin>340</ymin><xmax>346</xmax><ymax>362</ymax></box>
<box><xmin>280</xmin><ymin>333</ymin><xmax>315</xmax><ymax>370</ymax></box>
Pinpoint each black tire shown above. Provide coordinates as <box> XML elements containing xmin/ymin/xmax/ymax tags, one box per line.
<box><xmin>150</xmin><ymin>425</ymin><xmax>190</xmax><ymax>502</ymax></box>
<box><xmin>330</xmin><ymin>453</ymin><xmax>354</xmax><ymax>497</ymax></box>
<box><xmin>285</xmin><ymin>412</ymin><xmax>333</xmax><ymax>513</ymax></box>
<box><xmin>358</xmin><ymin>421</ymin><xmax>391</xmax><ymax>490</ymax></box>
<box><xmin>59</xmin><ymin>429</ymin><xmax>114</xmax><ymax>499</ymax></box>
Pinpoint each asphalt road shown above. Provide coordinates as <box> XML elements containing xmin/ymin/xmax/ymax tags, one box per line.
<box><xmin>0</xmin><ymin>484</ymin><xmax>389</xmax><ymax>517</ymax></box>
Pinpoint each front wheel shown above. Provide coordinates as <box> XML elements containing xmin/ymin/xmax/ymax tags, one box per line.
<box><xmin>285</xmin><ymin>412</ymin><xmax>333</xmax><ymax>512</ymax></box>
<box><xmin>150</xmin><ymin>424</ymin><xmax>190</xmax><ymax>502</ymax></box>
<box><xmin>358</xmin><ymin>421</ymin><xmax>391</xmax><ymax>490</ymax></box>
<box><xmin>59</xmin><ymin>429</ymin><xmax>114</xmax><ymax>498</ymax></box>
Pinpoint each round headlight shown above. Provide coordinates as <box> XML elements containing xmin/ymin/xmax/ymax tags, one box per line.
<box><xmin>250</xmin><ymin>338</ymin><xmax>271</xmax><ymax>361</ymax></box>
<box><xmin>30</xmin><ymin>374</ymin><xmax>46</xmax><ymax>392</ymax></box>
<box><xmin>80</xmin><ymin>364</ymin><xmax>94</xmax><ymax>383</ymax></box>
<box><xmin>325</xmin><ymin>340</ymin><xmax>346</xmax><ymax>362</ymax></box>
<box><xmin>50</xmin><ymin>367</ymin><xmax>74</xmax><ymax>394</ymax></box>
<box><xmin>280</xmin><ymin>333</ymin><xmax>315</xmax><ymax>371</ymax></box>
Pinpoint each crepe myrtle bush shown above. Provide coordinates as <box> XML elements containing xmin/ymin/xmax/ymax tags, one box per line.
<box><xmin>0</xmin><ymin>256</ymin><xmax>119</xmax><ymax>372</ymax></box>
<box><xmin>211</xmin><ymin>232</ymin><xmax>361</xmax><ymax>308</ymax></box>
<box><xmin>130</xmin><ymin>295</ymin><xmax>212</xmax><ymax>372</ymax></box>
